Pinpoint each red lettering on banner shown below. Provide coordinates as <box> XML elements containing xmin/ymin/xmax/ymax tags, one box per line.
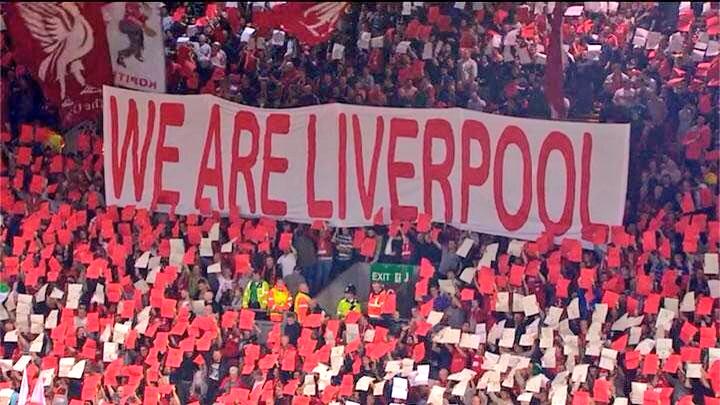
<box><xmin>580</xmin><ymin>132</ymin><xmax>600</xmax><ymax>229</ymax></box>
<box><xmin>152</xmin><ymin>102</ymin><xmax>184</xmax><ymax>208</ymax></box>
<box><xmin>261</xmin><ymin>114</ymin><xmax>290</xmax><ymax>216</ymax></box>
<box><xmin>422</xmin><ymin>119</ymin><xmax>455</xmax><ymax>222</ymax></box>
<box><xmin>337</xmin><ymin>113</ymin><xmax>348</xmax><ymax>220</ymax></box>
<box><xmin>306</xmin><ymin>114</ymin><xmax>333</xmax><ymax>218</ymax></box>
<box><xmin>537</xmin><ymin>131</ymin><xmax>575</xmax><ymax>235</ymax></box>
<box><xmin>195</xmin><ymin>104</ymin><xmax>225</xmax><ymax>211</ymax></box>
<box><xmin>352</xmin><ymin>115</ymin><xmax>384</xmax><ymax>220</ymax></box>
<box><xmin>109</xmin><ymin>96</ymin><xmax>155</xmax><ymax>201</ymax></box>
<box><xmin>230</xmin><ymin>111</ymin><xmax>260</xmax><ymax>214</ymax></box>
<box><xmin>460</xmin><ymin>120</ymin><xmax>491</xmax><ymax>223</ymax></box>
<box><xmin>387</xmin><ymin>118</ymin><xmax>419</xmax><ymax>221</ymax></box>
<box><xmin>493</xmin><ymin>125</ymin><xmax>532</xmax><ymax>231</ymax></box>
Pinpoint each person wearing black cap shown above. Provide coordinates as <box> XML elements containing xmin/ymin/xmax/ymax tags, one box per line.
<box><xmin>336</xmin><ymin>284</ymin><xmax>361</xmax><ymax>319</ymax></box>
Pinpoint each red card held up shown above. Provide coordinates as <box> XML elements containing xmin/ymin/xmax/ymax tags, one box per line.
<box><xmin>360</xmin><ymin>237</ymin><xmax>376</xmax><ymax>257</ymax></box>
<box><xmin>416</xmin><ymin>213</ymin><xmax>432</xmax><ymax>233</ymax></box>
<box><xmin>460</xmin><ymin>289</ymin><xmax>475</xmax><ymax>301</ymax></box>
<box><xmin>238</xmin><ymin>309</ymin><xmax>255</xmax><ymax>330</ymax></box>
<box><xmin>279</xmin><ymin>232</ymin><xmax>293</xmax><ymax>251</ymax></box>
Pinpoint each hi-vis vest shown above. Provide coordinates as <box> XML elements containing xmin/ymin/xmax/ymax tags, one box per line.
<box><xmin>242</xmin><ymin>280</ymin><xmax>269</xmax><ymax>309</ymax></box>
<box><xmin>367</xmin><ymin>290</ymin><xmax>387</xmax><ymax>318</ymax></box>
<box><xmin>267</xmin><ymin>286</ymin><xmax>291</xmax><ymax>315</ymax></box>
<box><xmin>294</xmin><ymin>292</ymin><xmax>312</xmax><ymax>322</ymax></box>
<box><xmin>337</xmin><ymin>298</ymin><xmax>361</xmax><ymax>319</ymax></box>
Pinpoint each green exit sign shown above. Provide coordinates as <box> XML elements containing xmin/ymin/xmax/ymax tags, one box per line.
<box><xmin>370</xmin><ymin>263</ymin><xmax>415</xmax><ymax>285</ymax></box>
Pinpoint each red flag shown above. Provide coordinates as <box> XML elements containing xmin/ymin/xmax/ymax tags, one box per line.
<box><xmin>5</xmin><ymin>3</ymin><xmax>112</xmax><ymax>128</ymax></box>
<box><xmin>253</xmin><ymin>2</ymin><xmax>347</xmax><ymax>46</ymax></box>
<box><xmin>545</xmin><ymin>2</ymin><xmax>566</xmax><ymax>119</ymax></box>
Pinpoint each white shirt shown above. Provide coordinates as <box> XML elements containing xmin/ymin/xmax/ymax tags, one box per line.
<box><xmin>612</xmin><ymin>87</ymin><xmax>636</xmax><ymax>108</ymax></box>
<box><xmin>460</xmin><ymin>58</ymin><xmax>478</xmax><ymax>82</ymax></box>
<box><xmin>211</xmin><ymin>49</ymin><xmax>227</xmax><ymax>69</ymax></box>
<box><xmin>278</xmin><ymin>252</ymin><xmax>297</xmax><ymax>278</ymax></box>
<box><xmin>196</xmin><ymin>43</ymin><xmax>212</xmax><ymax>68</ymax></box>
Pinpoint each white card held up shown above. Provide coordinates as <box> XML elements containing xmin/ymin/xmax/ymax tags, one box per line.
<box><xmin>35</xmin><ymin>284</ymin><xmax>47</xmax><ymax>303</ymax></box>
<box><xmin>571</xmin><ymin>364</ymin><xmax>589</xmax><ymax>383</ymax></box>
<box><xmin>507</xmin><ymin>240</ymin><xmax>525</xmax><ymax>257</ymax></box>
<box><xmin>396</xmin><ymin>41</ymin><xmax>411</xmax><ymax>54</ymax></box>
<box><xmin>438</xmin><ymin>279</ymin><xmax>456</xmax><ymax>295</ymax></box>
<box><xmin>426</xmin><ymin>311</ymin><xmax>444</xmax><ymax>326</ymax></box>
<box><xmin>541</xmin><ymin>347</ymin><xmax>556</xmax><ymax>368</ymax></box>
<box><xmin>134</xmin><ymin>251</ymin><xmax>151</xmax><ymax>268</ymax></box>
<box><xmin>401</xmin><ymin>2</ymin><xmax>412</xmax><ymax>15</ymax></box>
<box><xmin>13</xmin><ymin>355</ymin><xmax>32</xmax><ymax>372</ymax></box>
<box><xmin>3</xmin><ymin>330</ymin><xmax>17</xmax><ymax>343</ymax></box>
<box><xmin>391</xmin><ymin>377</ymin><xmax>408</xmax><ymax>400</ymax></box>
<box><xmin>630</xmin><ymin>382</ymin><xmax>647</xmax><ymax>404</ymax></box>
<box><xmin>103</xmin><ymin>342</ymin><xmax>119</xmax><ymax>362</ymax></box>
<box><xmin>709</xmin><ymin>279</ymin><xmax>720</xmax><ymax>298</ymax></box>
<box><xmin>599</xmin><ymin>348</ymin><xmax>618</xmax><ymax>371</ymax></box>
<box><xmin>208</xmin><ymin>222</ymin><xmax>220</xmax><ymax>241</ymax></box>
<box><xmin>221</xmin><ymin>238</ymin><xmax>236</xmax><ymax>253</ymax></box>
<box><xmin>545</xmin><ymin>306</ymin><xmax>563</xmax><ymax>326</ymax></box>
<box><xmin>645</xmin><ymin>32</ymin><xmax>662</xmax><ymax>50</ymax></box>
<box><xmin>200</xmin><ymin>238</ymin><xmax>214</xmax><ymax>257</ymax></box>
<box><xmin>686</xmin><ymin>363</ymin><xmax>702</xmax><ymax>378</ymax></box>
<box><xmin>655</xmin><ymin>338</ymin><xmax>673</xmax><ymax>359</ymax></box>
<box><xmin>567</xmin><ymin>298</ymin><xmax>580</xmax><ymax>320</ymax></box>
<box><xmin>66</xmin><ymin>284</ymin><xmax>83</xmax><ymax>309</ymax></box>
<box><xmin>680</xmin><ymin>292</ymin><xmax>695</xmax><ymax>312</ymax></box>
<box><xmin>355</xmin><ymin>376</ymin><xmax>374</xmax><ymax>391</ymax></box>
<box><xmin>523</xmin><ymin>294</ymin><xmax>540</xmax><ymax>316</ymax></box>
<box><xmin>479</xmin><ymin>243</ymin><xmax>499</xmax><ymax>266</ymax></box>
<box><xmin>58</xmin><ymin>358</ymin><xmax>75</xmax><ymax>377</ymax></box>
<box><xmin>456</xmin><ymin>238</ymin><xmax>474</xmax><ymax>258</ymax></box>
<box><xmin>499</xmin><ymin>328</ymin><xmax>516</xmax><ymax>348</ymax></box>
<box><xmin>428</xmin><ymin>386</ymin><xmax>446</xmax><ymax>405</ymax></box>
<box><xmin>564</xmin><ymin>5</ymin><xmax>583</xmax><ymax>16</ymax></box>
<box><xmin>373</xmin><ymin>380</ymin><xmax>385</xmax><ymax>396</ymax></box>
<box><xmin>525</xmin><ymin>374</ymin><xmax>548</xmax><ymax>393</ymax></box>
<box><xmin>635</xmin><ymin>339</ymin><xmax>655</xmax><ymax>355</ymax></box>
<box><xmin>495</xmin><ymin>292</ymin><xmax>510</xmax><ymax>312</ymax></box>
<box><xmin>592</xmin><ymin>303</ymin><xmax>609</xmax><ymax>324</ymax></box>
<box><xmin>29</xmin><ymin>333</ymin><xmax>44</xmax><ymax>353</ymax></box>
<box><xmin>207</xmin><ymin>262</ymin><xmax>221</xmax><ymax>274</ymax></box>
<box><xmin>240</xmin><ymin>27</ymin><xmax>255</xmax><ymax>42</ymax></box>
<box><xmin>415</xmin><ymin>364</ymin><xmax>429</xmax><ymax>384</ymax></box>
<box><xmin>39</xmin><ymin>368</ymin><xmax>54</xmax><ymax>387</ymax></box>
<box><xmin>422</xmin><ymin>42</ymin><xmax>434</xmax><ymax>60</ymax></box>
<box><xmin>705</xmin><ymin>253</ymin><xmax>719</xmax><ymax>274</ymax></box>
<box><xmin>459</xmin><ymin>333</ymin><xmax>481</xmax><ymax>349</ymax></box>
<box><xmin>30</xmin><ymin>314</ymin><xmax>44</xmax><ymax>334</ymax></box>
<box><xmin>331</xmin><ymin>43</ymin><xmax>345</xmax><ymax>60</ymax></box>
<box><xmin>459</xmin><ymin>267</ymin><xmax>476</xmax><ymax>284</ymax></box>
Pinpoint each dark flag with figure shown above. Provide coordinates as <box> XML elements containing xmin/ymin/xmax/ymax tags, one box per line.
<box><xmin>545</xmin><ymin>2</ymin><xmax>567</xmax><ymax>119</ymax></box>
<box><xmin>5</xmin><ymin>2</ymin><xmax>112</xmax><ymax>128</ymax></box>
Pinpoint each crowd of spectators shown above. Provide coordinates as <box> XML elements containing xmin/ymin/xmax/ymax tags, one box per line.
<box><xmin>0</xmin><ymin>2</ymin><xmax>719</xmax><ymax>405</ymax></box>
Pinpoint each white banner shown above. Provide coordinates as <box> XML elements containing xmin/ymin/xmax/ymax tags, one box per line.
<box><xmin>103</xmin><ymin>3</ymin><xmax>166</xmax><ymax>93</ymax></box>
<box><xmin>103</xmin><ymin>86</ymin><xmax>630</xmax><ymax>241</ymax></box>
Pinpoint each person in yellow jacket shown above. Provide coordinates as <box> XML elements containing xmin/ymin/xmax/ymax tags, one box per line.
<box><xmin>242</xmin><ymin>271</ymin><xmax>269</xmax><ymax>310</ymax></box>
<box><xmin>337</xmin><ymin>284</ymin><xmax>362</xmax><ymax>319</ymax></box>
<box><xmin>293</xmin><ymin>282</ymin><xmax>312</xmax><ymax>323</ymax></box>
<box><xmin>267</xmin><ymin>278</ymin><xmax>291</xmax><ymax>322</ymax></box>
